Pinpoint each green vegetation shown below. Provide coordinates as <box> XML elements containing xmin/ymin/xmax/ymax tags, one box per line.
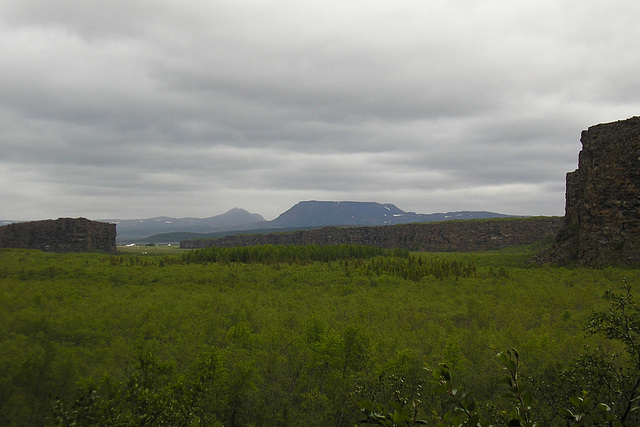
<box><xmin>357</xmin><ymin>282</ymin><xmax>640</xmax><ymax>426</ymax></box>
<box><xmin>117</xmin><ymin>244</ymin><xmax>184</xmax><ymax>255</ymax></box>
<box><xmin>181</xmin><ymin>244</ymin><xmax>402</xmax><ymax>264</ymax></box>
<box><xmin>1</xmin><ymin>244</ymin><xmax>639</xmax><ymax>425</ymax></box>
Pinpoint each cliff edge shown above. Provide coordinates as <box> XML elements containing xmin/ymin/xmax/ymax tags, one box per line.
<box><xmin>0</xmin><ymin>217</ymin><xmax>116</xmax><ymax>253</ymax></box>
<box><xmin>182</xmin><ymin>217</ymin><xmax>562</xmax><ymax>252</ymax></box>
<box><xmin>541</xmin><ymin>116</ymin><xmax>640</xmax><ymax>265</ymax></box>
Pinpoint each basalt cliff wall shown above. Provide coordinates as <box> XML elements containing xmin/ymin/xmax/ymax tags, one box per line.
<box><xmin>0</xmin><ymin>218</ymin><xmax>116</xmax><ymax>253</ymax></box>
<box><xmin>542</xmin><ymin>116</ymin><xmax>640</xmax><ymax>265</ymax></box>
<box><xmin>181</xmin><ymin>217</ymin><xmax>562</xmax><ymax>251</ymax></box>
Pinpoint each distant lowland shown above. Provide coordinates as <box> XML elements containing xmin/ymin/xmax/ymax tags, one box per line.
<box><xmin>94</xmin><ymin>201</ymin><xmax>515</xmax><ymax>243</ymax></box>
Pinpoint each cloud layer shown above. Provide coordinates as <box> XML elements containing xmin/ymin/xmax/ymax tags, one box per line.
<box><xmin>2</xmin><ymin>1</ymin><xmax>640</xmax><ymax>220</ymax></box>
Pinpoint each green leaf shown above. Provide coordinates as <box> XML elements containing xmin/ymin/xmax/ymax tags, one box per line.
<box><xmin>597</xmin><ymin>403</ymin><xmax>611</xmax><ymax>412</ymax></box>
<box><xmin>432</xmin><ymin>384</ymin><xmax>447</xmax><ymax>394</ymax></box>
<box><xmin>392</xmin><ymin>411</ymin><xmax>409</xmax><ymax>423</ymax></box>
<box><xmin>440</xmin><ymin>364</ymin><xmax>452</xmax><ymax>381</ymax></box>
<box><xmin>569</xmin><ymin>396</ymin><xmax>582</xmax><ymax>407</ymax></box>
<box><xmin>359</xmin><ymin>399</ymin><xmax>374</xmax><ymax>412</ymax></box>
<box><xmin>498</xmin><ymin>352</ymin><xmax>509</xmax><ymax>365</ymax></box>
<box><xmin>463</xmin><ymin>397</ymin><xmax>476</xmax><ymax>413</ymax></box>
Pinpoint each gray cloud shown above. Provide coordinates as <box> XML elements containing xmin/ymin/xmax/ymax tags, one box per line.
<box><xmin>2</xmin><ymin>1</ymin><xmax>640</xmax><ymax>221</ymax></box>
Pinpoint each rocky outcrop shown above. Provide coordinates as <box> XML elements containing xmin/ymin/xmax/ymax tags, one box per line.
<box><xmin>0</xmin><ymin>218</ymin><xmax>116</xmax><ymax>253</ymax></box>
<box><xmin>181</xmin><ymin>217</ymin><xmax>562</xmax><ymax>251</ymax></box>
<box><xmin>542</xmin><ymin>116</ymin><xmax>640</xmax><ymax>265</ymax></box>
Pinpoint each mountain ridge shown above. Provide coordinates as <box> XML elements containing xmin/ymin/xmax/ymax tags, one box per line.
<box><xmin>268</xmin><ymin>201</ymin><xmax>512</xmax><ymax>228</ymax></box>
<box><xmin>2</xmin><ymin>202</ymin><xmax>517</xmax><ymax>243</ymax></box>
<box><xmin>102</xmin><ymin>208</ymin><xmax>266</xmax><ymax>241</ymax></box>
<box><xmin>134</xmin><ymin>201</ymin><xmax>515</xmax><ymax>243</ymax></box>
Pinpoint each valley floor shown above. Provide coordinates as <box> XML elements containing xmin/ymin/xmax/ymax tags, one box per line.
<box><xmin>0</xmin><ymin>244</ymin><xmax>637</xmax><ymax>425</ymax></box>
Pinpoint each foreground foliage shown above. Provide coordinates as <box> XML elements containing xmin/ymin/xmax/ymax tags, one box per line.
<box><xmin>355</xmin><ymin>282</ymin><xmax>640</xmax><ymax>426</ymax></box>
<box><xmin>1</xmin><ymin>245</ymin><xmax>639</xmax><ymax>425</ymax></box>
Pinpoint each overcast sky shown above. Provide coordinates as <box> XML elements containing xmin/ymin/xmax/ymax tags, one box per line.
<box><xmin>2</xmin><ymin>1</ymin><xmax>639</xmax><ymax>221</ymax></box>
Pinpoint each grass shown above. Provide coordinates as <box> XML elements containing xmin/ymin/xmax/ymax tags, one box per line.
<box><xmin>117</xmin><ymin>243</ymin><xmax>185</xmax><ymax>255</ymax></box>
<box><xmin>1</xmin><ymin>242</ymin><xmax>638</xmax><ymax>425</ymax></box>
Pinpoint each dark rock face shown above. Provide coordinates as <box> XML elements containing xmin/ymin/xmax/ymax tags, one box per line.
<box><xmin>544</xmin><ymin>116</ymin><xmax>640</xmax><ymax>265</ymax></box>
<box><xmin>0</xmin><ymin>218</ymin><xmax>116</xmax><ymax>253</ymax></box>
<box><xmin>181</xmin><ymin>217</ymin><xmax>562</xmax><ymax>251</ymax></box>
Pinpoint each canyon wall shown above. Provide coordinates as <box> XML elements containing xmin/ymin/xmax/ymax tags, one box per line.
<box><xmin>543</xmin><ymin>116</ymin><xmax>640</xmax><ymax>265</ymax></box>
<box><xmin>181</xmin><ymin>217</ymin><xmax>562</xmax><ymax>251</ymax></box>
<box><xmin>0</xmin><ymin>218</ymin><xmax>116</xmax><ymax>253</ymax></box>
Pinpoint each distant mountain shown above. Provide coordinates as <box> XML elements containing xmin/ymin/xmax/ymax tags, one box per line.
<box><xmin>130</xmin><ymin>202</ymin><xmax>515</xmax><ymax>243</ymax></box>
<box><xmin>266</xmin><ymin>201</ymin><xmax>512</xmax><ymax>228</ymax></box>
<box><xmin>267</xmin><ymin>201</ymin><xmax>406</xmax><ymax>227</ymax></box>
<box><xmin>105</xmin><ymin>208</ymin><xmax>266</xmax><ymax>241</ymax></box>
<box><xmin>3</xmin><ymin>203</ymin><xmax>515</xmax><ymax>244</ymax></box>
<box><xmin>416</xmin><ymin>211</ymin><xmax>516</xmax><ymax>222</ymax></box>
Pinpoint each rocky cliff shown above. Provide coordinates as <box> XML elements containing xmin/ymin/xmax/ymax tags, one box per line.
<box><xmin>181</xmin><ymin>217</ymin><xmax>562</xmax><ymax>251</ymax></box>
<box><xmin>0</xmin><ymin>217</ymin><xmax>116</xmax><ymax>253</ymax></box>
<box><xmin>542</xmin><ymin>116</ymin><xmax>640</xmax><ymax>265</ymax></box>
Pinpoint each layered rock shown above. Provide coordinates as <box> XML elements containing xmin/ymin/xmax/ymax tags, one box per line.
<box><xmin>543</xmin><ymin>116</ymin><xmax>640</xmax><ymax>265</ymax></box>
<box><xmin>0</xmin><ymin>217</ymin><xmax>116</xmax><ymax>253</ymax></box>
<box><xmin>181</xmin><ymin>217</ymin><xmax>562</xmax><ymax>252</ymax></box>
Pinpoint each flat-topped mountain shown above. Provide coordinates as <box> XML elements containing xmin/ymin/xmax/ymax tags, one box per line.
<box><xmin>3</xmin><ymin>203</ymin><xmax>511</xmax><ymax>243</ymax></box>
<box><xmin>2</xmin><ymin>202</ymin><xmax>510</xmax><ymax>243</ymax></box>
<box><xmin>110</xmin><ymin>202</ymin><xmax>512</xmax><ymax>242</ymax></box>
<box><xmin>268</xmin><ymin>201</ymin><xmax>510</xmax><ymax>228</ymax></box>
